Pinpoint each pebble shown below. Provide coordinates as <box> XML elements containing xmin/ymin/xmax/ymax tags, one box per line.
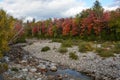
<box><xmin>23</xmin><ymin>41</ymin><xmax>120</xmax><ymax>80</ymax></box>
<box><xmin>50</xmin><ymin>65</ymin><xmax>57</xmax><ymax>72</ymax></box>
<box><xmin>36</xmin><ymin>78</ymin><xmax>42</xmax><ymax>80</ymax></box>
<box><xmin>30</xmin><ymin>68</ymin><xmax>37</xmax><ymax>72</ymax></box>
<box><xmin>1</xmin><ymin>41</ymin><xmax>120</xmax><ymax>80</ymax></box>
<box><xmin>22</xmin><ymin>68</ymin><xmax>28</xmax><ymax>72</ymax></box>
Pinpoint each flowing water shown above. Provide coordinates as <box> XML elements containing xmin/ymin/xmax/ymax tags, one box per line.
<box><xmin>46</xmin><ymin>68</ymin><xmax>94</xmax><ymax>80</ymax></box>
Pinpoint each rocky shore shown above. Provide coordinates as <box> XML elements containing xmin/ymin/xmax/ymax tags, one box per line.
<box><xmin>23</xmin><ymin>40</ymin><xmax>120</xmax><ymax>80</ymax></box>
<box><xmin>0</xmin><ymin>43</ymin><xmax>93</xmax><ymax>80</ymax></box>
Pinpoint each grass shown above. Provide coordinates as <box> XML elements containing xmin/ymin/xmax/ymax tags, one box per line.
<box><xmin>95</xmin><ymin>47</ymin><xmax>103</xmax><ymax>53</ymax></box>
<box><xmin>79</xmin><ymin>42</ymin><xmax>94</xmax><ymax>53</ymax></box>
<box><xmin>61</xmin><ymin>40</ymin><xmax>73</xmax><ymax>47</ymax></box>
<box><xmin>58</xmin><ymin>47</ymin><xmax>68</xmax><ymax>54</ymax></box>
<box><xmin>52</xmin><ymin>39</ymin><xmax>63</xmax><ymax>43</ymax></box>
<box><xmin>94</xmin><ymin>41</ymin><xmax>120</xmax><ymax>57</ymax></box>
<box><xmin>41</xmin><ymin>46</ymin><xmax>50</xmax><ymax>52</ymax></box>
<box><xmin>113</xmin><ymin>42</ymin><xmax>120</xmax><ymax>54</ymax></box>
<box><xmin>15</xmin><ymin>36</ymin><xmax>26</xmax><ymax>43</ymax></box>
<box><xmin>97</xmin><ymin>49</ymin><xmax>114</xmax><ymax>57</ymax></box>
<box><xmin>69</xmin><ymin>52</ymin><xmax>79</xmax><ymax>60</ymax></box>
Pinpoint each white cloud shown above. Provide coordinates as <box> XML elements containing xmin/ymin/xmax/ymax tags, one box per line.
<box><xmin>104</xmin><ymin>6</ymin><xmax>119</xmax><ymax>11</ymax></box>
<box><xmin>0</xmin><ymin>0</ymin><xmax>85</xmax><ymax>21</ymax></box>
<box><xmin>0</xmin><ymin>0</ymin><xmax>119</xmax><ymax>22</ymax></box>
<box><xmin>62</xmin><ymin>6</ymin><xmax>87</xmax><ymax>17</ymax></box>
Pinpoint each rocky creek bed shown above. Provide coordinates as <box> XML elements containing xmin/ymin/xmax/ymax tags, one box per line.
<box><xmin>23</xmin><ymin>40</ymin><xmax>120</xmax><ymax>80</ymax></box>
<box><xmin>0</xmin><ymin>43</ymin><xmax>93</xmax><ymax>80</ymax></box>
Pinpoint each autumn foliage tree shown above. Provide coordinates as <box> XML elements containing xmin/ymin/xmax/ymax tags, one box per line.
<box><xmin>23</xmin><ymin>0</ymin><xmax>120</xmax><ymax>41</ymax></box>
<box><xmin>0</xmin><ymin>9</ymin><xmax>16</xmax><ymax>57</ymax></box>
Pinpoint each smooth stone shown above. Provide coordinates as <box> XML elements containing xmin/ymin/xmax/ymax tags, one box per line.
<box><xmin>36</xmin><ymin>78</ymin><xmax>42</xmax><ymax>80</ymax></box>
<box><xmin>3</xmin><ymin>56</ymin><xmax>10</xmax><ymax>62</ymax></box>
<box><xmin>21</xmin><ymin>60</ymin><xmax>27</xmax><ymax>63</ymax></box>
<box><xmin>70</xmin><ymin>78</ymin><xmax>75</xmax><ymax>80</ymax></box>
<box><xmin>64</xmin><ymin>74</ymin><xmax>68</xmax><ymax>78</ymax></box>
<box><xmin>56</xmin><ymin>74</ymin><xmax>63</xmax><ymax>80</ymax></box>
<box><xmin>38</xmin><ymin>64</ymin><xmax>46</xmax><ymax>70</ymax></box>
<box><xmin>50</xmin><ymin>66</ymin><xmax>57</xmax><ymax>72</ymax></box>
<box><xmin>30</xmin><ymin>68</ymin><xmax>37</xmax><ymax>72</ymax></box>
<box><xmin>51</xmin><ymin>63</ymin><xmax>57</xmax><ymax>66</ymax></box>
<box><xmin>47</xmin><ymin>75</ymin><xmax>54</xmax><ymax>80</ymax></box>
<box><xmin>22</xmin><ymin>68</ymin><xmax>28</xmax><ymax>72</ymax></box>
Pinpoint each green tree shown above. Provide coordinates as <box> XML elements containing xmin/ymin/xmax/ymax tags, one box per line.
<box><xmin>92</xmin><ymin>0</ymin><xmax>103</xmax><ymax>17</ymax></box>
<box><xmin>109</xmin><ymin>9</ymin><xmax>120</xmax><ymax>40</ymax></box>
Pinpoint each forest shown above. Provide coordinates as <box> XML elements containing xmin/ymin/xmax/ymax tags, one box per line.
<box><xmin>0</xmin><ymin>0</ymin><xmax>120</xmax><ymax>56</ymax></box>
<box><xmin>0</xmin><ymin>1</ymin><xmax>120</xmax><ymax>80</ymax></box>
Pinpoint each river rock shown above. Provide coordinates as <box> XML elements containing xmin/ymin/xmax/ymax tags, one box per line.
<box><xmin>22</xmin><ymin>68</ymin><xmax>28</xmax><ymax>72</ymax></box>
<box><xmin>64</xmin><ymin>74</ymin><xmax>68</xmax><ymax>78</ymax></box>
<box><xmin>30</xmin><ymin>68</ymin><xmax>37</xmax><ymax>72</ymax></box>
<box><xmin>3</xmin><ymin>56</ymin><xmax>10</xmax><ymax>62</ymax></box>
<box><xmin>56</xmin><ymin>74</ymin><xmax>63</xmax><ymax>80</ymax></box>
<box><xmin>50</xmin><ymin>65</ymin><xmax>57</xmax><ymax>72</ymax></box>
<box><xmin>38</xmin><ymin>64</ymin><xmax>47</xmax><ymax>73</ymax></box>
<box><xmin>36</xmin><ymin>78</ymin><xmax>42</xmax><ymax>80</ymax></box>
<box><xmin>47</xmin><ymin>75</ymin><xmax>54</xmax><ymax>80</ymax></box>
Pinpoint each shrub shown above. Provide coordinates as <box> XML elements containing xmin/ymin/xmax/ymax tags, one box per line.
<box><xmin>101</xmin><ymin>42</ymin><xmax>113</xmax><ymax>48</ymax></box>
<box><xmin>0</xmin><ymin>63</ymin><xmax>8</xmax><ymax>73</ymax></box>
<box><xmin>0</xmin><ymin>53</ymin><xmax>3</xmax><ymax>59</ymax></box>
<box><xmin>58</xmin><ymin>47</ymin><xmax>68</xmax><ymax>54</ymax></box>
<box><xmin>41</xmin><ymin>46</ymin><xmax>50</xmax><ymax>52</ymax></box>
<box><xmin>11</xmin><ymin>67</ymin><xmax>19</xmax><ymax>72</ymax></box>
<box><xmin>113</xmin><ymin>42</ymin><xmax>120</xmax><ymax>54</ymax></box>
<box><xmin>97</xmin><ymin>50</ymin><xmax>114</xmax><ymax>57</ymax></box>
<box><xmin>15</xmin><ymin>36</ymin><xmax>26</xmax><ymax>43</ymax></box>
<box><xmin>69</xmin><ymin>52</ymin><xmax>78</xmax><ymax>60</ymax></box>
<box><xmin>79</xmin><ymin>42</ymin><xmax>93</xmax><ymax>53</ymax></box>
<box><xmin>95</xmin><ymin>48</ymin><xmax>103</xmax><ymax>53</ymax></box>
<box><xmin>62</xmin><ymin>40</ymin><xmax>72</xmax><ymax>47</ymax></box>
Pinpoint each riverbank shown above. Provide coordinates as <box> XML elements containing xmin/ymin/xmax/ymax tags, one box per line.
<box><xmin>23</xmin><ymin>40</ymin><xmax>120</xmax><ymax>80</ymax></box>
<box><xmin>0</xmin><ymin>43</ymin><xmax>93</xmax><ymax>80</ymax></box>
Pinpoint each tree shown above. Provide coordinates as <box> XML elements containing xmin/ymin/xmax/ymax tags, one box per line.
<box><xmin>0</xmin><ymin>9</ymin><xmax>16</xmax><ymax>57</ymax></box>
<box><xmin>109</xmin><ymin>9</ymin><xmax>120</xmax><ymax>40</ymax></box>
<box><xmin>92</xmin><ymin>0</ymin><xmax>103</xmax><ymax>18</ymax></box>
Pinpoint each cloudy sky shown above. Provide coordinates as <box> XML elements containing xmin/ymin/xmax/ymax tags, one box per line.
<box><xmin>0</xmin><ymin>0</ymin><xmax>119</xmax><ymax>21</ymax></box>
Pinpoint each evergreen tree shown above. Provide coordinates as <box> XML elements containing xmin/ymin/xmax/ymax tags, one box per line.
<box><xmin>92</xmin><ymin>0</ymin><xmax>103</xmax><ymax>17</ymax></box>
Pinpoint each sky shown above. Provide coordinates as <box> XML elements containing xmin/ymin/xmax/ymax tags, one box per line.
<box><xmin>0</xmin><ymin>0</ymin><xmax>119</xmax><ymax>21</ymax></box>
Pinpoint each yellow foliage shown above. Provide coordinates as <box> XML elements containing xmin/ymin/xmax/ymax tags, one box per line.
<box><xmin>0</xmin><ymin>9</ymin><xmax>16</xmax><ymax>57</ymax></box>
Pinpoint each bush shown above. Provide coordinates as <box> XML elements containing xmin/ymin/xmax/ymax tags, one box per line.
<box><xmin>97</xmin><ymin>50</ymin><xmax>114</xmax><ymax>57</ymax></box>
<box><xmin>79</xmin><ymin>42</ymin><xmax>93</xmax><ymax>53</ymax></box>
<box><xmin>69</xmin><ymin>52</ymin><xmax>78</xmax><ymax>60</ymax></box>
<box><xmin>0</xmin><ymin>53</ymin><xmax>3</xmax><ymax>59</ymax></box>
<box><xmin>0</xmin><ymin>63</ymin><xmax>8</xmax><ymax>73</ymax></box>
<box><xmin>11</xmin><ymin>67</ymin><xmax>19</xmax><ymax>72</ymax></box>
<box><xmin>95</xmin><ymin>48</ymin><xmax>103</xmax><ymax>53</ymax></box>
<box><xmin>15</xmin><ymin>36</ymin><xmax>26</xmax><ymax>43</ymax></box>
<box><xmin>41</xmin><ymin>46</ymin><xmax>50</xmax><ymax>52</ymax></box>
<box><xmin>113</xmin><ymin>42</ymin><xmax>120</xmax><ymax>54</ymax></box>
<box><xmin>62</xmin><ymin>40</ymin><xmax>72</xmax><ymax>47</ymax></box>
<box><xmin>101</xmin><ymin>42</ymin><xmax>113</xmax><ymax>48</ymax></box>
<box><xmin>58</xmin><ymin>47</ymin><xmax>68</xmax><ymax>54</ymax></box>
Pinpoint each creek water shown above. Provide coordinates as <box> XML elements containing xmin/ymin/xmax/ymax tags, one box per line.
<box><xmin>0</xmin><ymin>74</ymin><xmax>3</xmax><ymax>80</ymax></box>
<box><xmin>46</xmin><ymin>68</ymin><xmax>94</xmax><ymax>80</ymax></box>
